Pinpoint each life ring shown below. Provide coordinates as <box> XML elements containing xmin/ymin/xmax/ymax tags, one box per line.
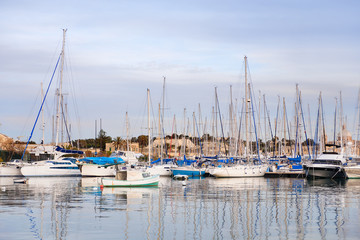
<box><xmin>202</xmin><ymin>163</ymin><xmax>205</xmax><ymax>168</ymax></box>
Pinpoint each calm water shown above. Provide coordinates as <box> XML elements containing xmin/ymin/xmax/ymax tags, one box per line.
<box><xmin>1</xmin><ymin>176</ymin><xmax>360</xmax><ymax>240</ymax></box>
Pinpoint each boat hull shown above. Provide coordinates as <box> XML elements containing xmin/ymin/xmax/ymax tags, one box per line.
<box><xmin>210</xmin><ymin>165</ymin><xmax>268</xmax><ymax>178</ymax></box>
<box><xmin>78</xmin><ymin>164</ymin><xmax>116</xmax><ymax>177</ymax></box>
<box><xmin>172</xmin><ymin>167</ymin><xmax>205</xmax><ymax>177</ymax></box>
<box><xmin>0</xmin><ymin>165</ymin><xmax>23</xmax><ymax>177</ymax></box>
<box><xmin>101</xmin><ymin>174</ymin><xmax>160</xmax><ymax>187</ymax></box>
<box><xmin>146</xmin><ymin>164</ymin><xmax>176</xmax><ymax>177</ymax></box>
<box><xmin>303</xmin><ymin>165</ymin><xmax>347</xmax><ymax>179</ymax></box>
<box><xmin>21</xmin><ymin>164</ymin><xmax>81</xmax><ymax>177</ymax></box>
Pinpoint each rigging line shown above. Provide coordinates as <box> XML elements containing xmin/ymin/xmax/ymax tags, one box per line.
<box><xmin>21</xmin><ymin>54</ymin><xmax>61</xmax><ymax>160</ymax></box>
<box><xmin>194</xmin><ymin>114</ymin><xmax>204</xmax><ymax>156</ymax></box>
<box><xmin>313</xmin><ymin>97</ymin><xmax>321</xmax><ymax>159</ymax></box>
<box><xmin>284</xmin><ymin>100</ymin><xmax>293</xmax><ymax>157</ymax></box>
<box><xmin>60</xmin><ymin>100</ymin><xmax>72</xmax><ymax>145</ymax></box>
<box><xmin>236</xmin><ymin>98</ymin><xmax>244</xmax><ymax>156</ymax></box>
<box><xmin>298</xmin><ymin>93</ymin><xmax>312</xmax><ymax>159</ymax></box>
<box><xmin>216</xmin><ymin>92</ymin><xmax>228</xmax><ymax>156</ymax></box>
<box><xmin>273</xmin><ymin>97</ymin><xmax>280</xmax><ymax>158</ymax></box>
<box><xmin>250</xmin><ymin>88</ymin><xmax>261</xmax><ymax>162</ymax></box>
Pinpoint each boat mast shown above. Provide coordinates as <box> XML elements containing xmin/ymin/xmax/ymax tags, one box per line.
<box><xmin>55</xmin><ymin>29</ymin><xmax>67</xmax><ymax>147</ymax></box>
<box><xmin>283</xmin><ymin>97</ymin><xmax>286</xmax><ymax>156</ymax></box>
<box><xmin>244</xmin><ymin>56</ymin><xmax>249</xmax><ymax>163</ymax></box>
<box><xmin>161</xmin><ymin>77</ymin><xmax>166</xmax><ymax>163</ymax></box>
<box><xmin>126</xmin><ymin>111</ymin><xmax>130</xmax><ymax>151</ymax></box>
<box><xmin>147</xmin><ymin>89</ymin><xmax>151</xmax><ymax>165</ymax></box>
<box><xmin>41</xmin><ymin>82</ymin><xmax>45</xmax><ymax>144</ymax></box>
<box><xmin>339</xmin><ymin>91</ymin><xmax>344</xmax><ymax>153</ymax></box>
<box><xmin>333</xmin><ymin>98</ymin><xmax>338</xmax><ymax>152</ymax></box>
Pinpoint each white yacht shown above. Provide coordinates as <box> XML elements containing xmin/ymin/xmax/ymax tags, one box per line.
<box><xmin>20</xmin><ymin>146</ymin><xmax>83</xmax><ymax>177</ymax></box>
<box><xmin>110</xmin><ymin>151</ymin><xmax>138</xmax><ymax>165</ymax></box>
<box><xmin>77</xmin><ymin>157</ymin><xmax>125</xmax><ymax>177</ymax></box>
<box><xmin>209</xmin><ymin>164</ymin><xmax>268</xmax><ymax>178</ymax></box>
<box><xmin>146</xmin><ymin>163</ymin><xmax>177</xmax><ymax>177</ymax></box>
<box><xmin>303</xmin><ymin>152</ymin><xmax>347</xmax><ymax>179</ymax></box>
<box><xmin>21</xmin><ymin>158</ymin><xmax>80</xmax><ymax>177</ymax></box>
<box><xmin>0</xmin><ymin>159</ymin><xmax>26</xmax><ymax>177</ymax></box>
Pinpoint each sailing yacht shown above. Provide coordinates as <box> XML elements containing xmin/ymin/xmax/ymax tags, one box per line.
<box><xmin>209</xmin><ymin>56</ymin><xmax>268</xmax><ymax>178</ymax></box>
<box><xmin>20</xmin><ymin>29</ymin><xmax>83</xmax><ymax>177</ymax></box>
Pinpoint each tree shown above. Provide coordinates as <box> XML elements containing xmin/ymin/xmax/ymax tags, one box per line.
<box><xmin>113</xmin><ymin>137</ymin><xmax>122</xmax><ymax>150</ymax></box>
<box><xmin>138</xmin><ymin>135</ymin><xmax>149</xmax><ymax>150</ymax></box>
<box><xmin>97</xmin><ymin>129</ymin><xmax>112</xmax><ymax>151</ymax></box>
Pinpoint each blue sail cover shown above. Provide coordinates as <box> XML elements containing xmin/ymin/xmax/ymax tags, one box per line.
<box><xmin>288</xmin><ymin>156</ymin><xmax>301</xmax><ymax>163</ymax></box>
<box><xmin>56</xmin><ymin>146</ymin><xmax>84</xmax><ymax>155</ymax></box>
<box><xmin>151</xmin><ymin>158</ymin><xmax>176</xmax><ymax>164</ymax></box>
<box><xmin>79</xmin><ymin>157</ymin><xmax>125</xmax><ymax>165</ymax></box>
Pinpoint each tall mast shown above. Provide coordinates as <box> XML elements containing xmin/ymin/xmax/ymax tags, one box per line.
<box><xmin>182</xmin><ymin>108</ymin><xmax>186</xmax><ymax>157</ymax></box>
<box><xmin>229</xmin><ymin>85</ymin><xmax>233</xmax><ymax>156</ymax></box>
<box><xmin>158</xmin><ymin>103</ymin><xmax>161</xmax><ymax>161</ymax></box>
<box><xmin>339</xmin><ymin>91</ymin><xmax>344</xmax><ymax>153</ymax></box>
<box><xmin>147</xmin><ymin>89</ymin><xmax>151</xmax><ymax>165</ymax></box>
<box><xmin>333</xmin><ymin>98</ymin><xmax>338</xmax><ymax>152</ymax></box>
<box><xmin>126</xmin><ymin>111</ymin><xmax>130</xmax><ymax>151</ymax></box>
<box><xmin>263</xmin><ymin>95</ymin><xmax>267</xmax><ymax>158</ymax></box>
<box><xmin>161</xmin><ymin>77</ymin><xmax>166</xmax><ymax>162</ymax></box>
<box><xmin>41</xmin><ymin>82</ymin><xmax>45</xmax><ymax>144</ymax></box>
<box><xmin>244</xmin><ymin>56</ymin><xmax>249</xmax><ymax>162</ymax></box>
<box><xmin>55</xmin><ymin>29</ymin><xmax>67</xmax><ymax>146</ymax></box>
<box><xmin>283</xmin><ymin>97</ymin><xmax>286</xmax><ymax>156</ymax></box>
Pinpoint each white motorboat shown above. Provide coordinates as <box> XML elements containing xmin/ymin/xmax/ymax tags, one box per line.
<box><xmin>110</xmin><ymin>151</ymin><xmax>138</xmax><ymax>165</ymax></box>
<box><xmin>101</xmin><ymin>170</ymin><xmax>160</xmax><ymax>187</ymax></box>
<box><xmin>77</xmin><ymin>156</ymin><xmax>125</xmax><ymax>177</ymax></box>
<box><xmin>209</xmin><ymin>164</ymin><xmax>268</xmax><ymax>178</ymax></box>
<box><xmin>78</xmin><ymin>163</ymin><xmax>117</xmax><ymax>177</ymax></box>
<box><xmin>146</xmin><ymin>163</ymin><xmax>177</xmax><ymax>177</ymax></box>
<box><xmin>21</xmin><ymin>159</ymin><xmax>81</xmax><ymax>177</ymax></box>
<box><xmin>303</xmin><ymin>152</ymin><xmax>347</xmax><ymax>179</ymax></box>
<box><xmin>0</xmin><ymin>159</ymin><xmax>26</xmax><ymax>177</ymax></box>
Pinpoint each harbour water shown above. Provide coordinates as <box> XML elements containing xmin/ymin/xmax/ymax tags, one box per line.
<box><xmin>1</xmin><ymin>177</ymin><xmax>360</xmax><ymax>240</ymax></box>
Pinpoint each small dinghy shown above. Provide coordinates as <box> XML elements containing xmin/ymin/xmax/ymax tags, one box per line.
<box><xmin>173</xmin><ymin>174</ymin><xmax>189</xmax><ymax>180</ymax></box>
<box><xmin>13</xmin><ymin>178</ymin><xmax>28</xmax><ymax>184</ymax></box>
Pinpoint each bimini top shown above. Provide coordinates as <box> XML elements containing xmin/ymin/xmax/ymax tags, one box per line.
<box><xmin>56</xmin><ymin>146</ymin><xmax>84</xmax><ymax>155</ymax></box>
<box><xmin>79</xmin><ymin>157</ymin><xmax>125</xmax><ymax>165</ymax></box>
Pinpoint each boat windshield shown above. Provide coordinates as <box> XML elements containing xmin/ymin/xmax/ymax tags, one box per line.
<box><xmin>313</xmin><ymin>160</ymin><xmax>343</xmax><ymax>165</ymax></box>
<box><xmin>142</xmin><ymin>172</ymin><xmax>150</xmax><ymax>178</ymax></box>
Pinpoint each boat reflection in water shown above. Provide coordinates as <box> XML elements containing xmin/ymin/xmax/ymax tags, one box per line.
<box><xmin>1</xmin><ymin>177</ymin><xmax>360</xmax><ymax>239</ymax></box>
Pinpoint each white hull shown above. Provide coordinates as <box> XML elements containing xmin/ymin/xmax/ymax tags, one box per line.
<box><xmin>21</xmin><ymin>160</ymin><xmax>81</xmax><ymax>177</ymax></box>
<box><xmin>146</xmin><ymin>164</ymin><xmax>175</xmax><ymax>176</ymax></box>
<box><xmin>210</xmin><ymin>164</ymin><xmax>268</xmax><ymax>178</ymax></box>
<box><xmin>0</xmin><ymin>164</ymin><xmax>23</xmax><ymax>177</ymax></box>
<box><xmin>101</xmin><ymin>174</ymin><xmax>160</xmax><ymax>187</ymax></box>
<box><xmin>79</xmin><ymin>164</ymin><xmax>116</xmax><ymax>177</ymax></box>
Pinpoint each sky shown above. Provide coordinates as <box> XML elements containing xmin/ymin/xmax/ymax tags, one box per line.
<box><xmin>1</xmin><ymin>0</ymin><xmax>360</xmax><ymax>144</ymax></box>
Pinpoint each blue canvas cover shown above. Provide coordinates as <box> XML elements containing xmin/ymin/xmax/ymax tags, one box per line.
<box><xmin>79</xmin><ymin>157</ymin><xmax>125</xmax><ymax>165</ymax></box>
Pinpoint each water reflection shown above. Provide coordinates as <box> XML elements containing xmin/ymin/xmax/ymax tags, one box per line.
<box><xmin>1</xmin><ymin>177</ymin><xmax>360</xmax><ymax>239</ymax></box>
